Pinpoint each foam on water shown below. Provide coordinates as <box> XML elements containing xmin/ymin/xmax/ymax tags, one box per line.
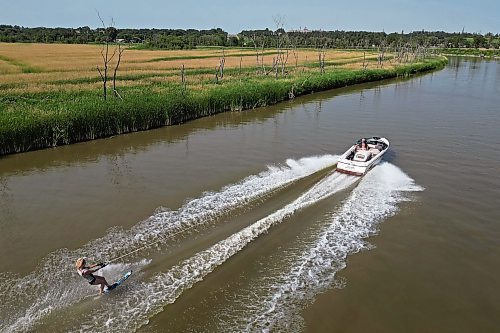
<box><xmin>70</xmin><ymin>170</ymin><xmax>357</xmax><ymax>332</ymax></box>
<box><xmin>0</xmin><ymin>155</ymin><xmax>337</xmax><ymax>333</ymax></box>
<box><xmin>2</xmin><ymin>259</ymin><xmax>150</xmax><ymax>333</ymax></box>
<box><xmin>219</xmin><ymin>162</ymin><xmax>423</xmax><ymax>332</ymax></box>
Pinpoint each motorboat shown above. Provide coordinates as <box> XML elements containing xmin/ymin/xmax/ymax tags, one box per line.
<box><xmin>336</xmin><ymin>137</ymin><xmax>390</xmax><ymax>176</ymax></box>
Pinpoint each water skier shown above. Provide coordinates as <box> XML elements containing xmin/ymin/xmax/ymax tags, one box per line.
<box><xmin>75</xmin><ymin>258</ymin><xmax>111</xmax><ymax>294</ymax></box>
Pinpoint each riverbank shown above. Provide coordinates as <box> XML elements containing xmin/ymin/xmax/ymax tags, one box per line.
<box><xmin>437</xmin><ymin>48</ymin><xmax>500</xmax><ymax>58</ymax></box>
<box><xmin>0</xmin><ymin>56</ymin><xmax>447</xmax><ymax>155</ymax></box>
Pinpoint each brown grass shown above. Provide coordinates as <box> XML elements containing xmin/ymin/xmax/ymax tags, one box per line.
<box><xmin>0</xmin><ymin>59</ymin><xmax>21</xmax><ymax>74</ymax></box>
<box><xmin>0</xmin><ymin>43</ymin><xmax>395</xmax><ymax>94</ymax></box>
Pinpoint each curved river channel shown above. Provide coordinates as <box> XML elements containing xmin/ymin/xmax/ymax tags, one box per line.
<box><xmin>0</xmin><ymin>57</ymin><xmax>499</xmax><ymax>332</ymax></box>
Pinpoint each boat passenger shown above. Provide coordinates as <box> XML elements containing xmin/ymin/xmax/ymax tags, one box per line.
<box><xmin>76</xmin><ymin>258</ymin><xmax>111</xmax><ymax>294</ymax></box>
<box><xmin>355</xmin><ymin>138</ymin><xmax>368</xmax><ymax>151</ymax></box>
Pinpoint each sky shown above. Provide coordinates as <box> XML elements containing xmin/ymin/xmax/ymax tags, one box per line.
<box><xmin>1</xmin><ymin>0</ymin><xmax>499</xmax><ymax>34</ymax></box>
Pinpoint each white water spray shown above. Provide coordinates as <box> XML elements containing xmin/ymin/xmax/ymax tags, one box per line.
<box><xmin>72</xmin><ymin>171</ymin><xmax>357</xmax><ymax>332</ymax></box>
<box><xmin>0</xmin><ymin>155</ymin><xmax>337</xmax><ymax>333</ymax></box>
<box><xmin>221</xmin><ymin>162</ymin><xmax>424</xmax><ymax>332</ymax></box>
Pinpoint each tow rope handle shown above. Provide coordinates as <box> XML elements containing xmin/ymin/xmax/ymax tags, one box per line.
<box><xmin>94</xmin><ymin>262</ymin><xmax>107</xmax><ymax>271</ymax></box>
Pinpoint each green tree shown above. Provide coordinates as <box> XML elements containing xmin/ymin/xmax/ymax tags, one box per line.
<box><xmin>106</xmin><ymin>27</ymin><xmax>118</xmax><ymax>42</ymax></box>
<box><xmin>472</xmin><ymin>34</ymin><xmax>486</xmax><ymax>48</ymax></box>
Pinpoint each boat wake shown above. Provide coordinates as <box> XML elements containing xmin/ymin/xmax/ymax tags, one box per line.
<box><xmin>217</xmin><ymin>162</ymin><xmax>424</xmax><ymax>332</ymax></box>
<box><xmin>0</xmin><ymin>157</ymin><xmax>421</xmax><ymax>333</ymax></box>
<box><xmin>69</xmin><ymin>169</ymin><xmax>357</xmax><ymax>332</ymax></box>
<box><xmin>0</xmin><ymin>155</ymin><xmax>337</xmax><ymax>333</ymax></box>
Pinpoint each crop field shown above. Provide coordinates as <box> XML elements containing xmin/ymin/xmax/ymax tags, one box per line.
<box><xmin>0</xmin><ymin>42</ymin><xmax>446</xmax><ymax>155</ymax></box>
<box><xmin>0</xmin><ymin>43</ymin><xmax>389</xmax><ymax>94</ymax></box>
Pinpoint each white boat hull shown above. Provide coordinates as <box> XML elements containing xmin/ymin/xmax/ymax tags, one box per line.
<box><xmin>336</xmin><ymin>137</ymin><xmax>390</xmax><ymax>176</ymax></box>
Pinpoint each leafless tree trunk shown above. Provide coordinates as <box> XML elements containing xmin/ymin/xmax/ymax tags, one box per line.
<box><xmin>272</xmin><ymin>16</ymin><xmax>289</xmax><ymax>78</ymax></box>
<box><xmin>274</xmin><ymin>57</ymin><xmax>278</xmax><ymax>78</ymax></box>
<box><xmin>251</xmin><ymin>34</ymin><xmax>266</xmax><ymax>75</ymax></box>
<box><xmin>280</xmin><ymin>49</ymin><xmax>289</xmax><ymax>76</ymax></box>
<box><xmin>96</xmin><ymin>42</ymin><xmax>116</xmax><ymax>100</ymax></box>
<box><xmin>362</xmin><ymin>51</ymin><xmax>368</xmax><ymax>70</ymax></box>
<box><xmin>97</xmin><ymin>13</ymin><xmax>113</xmax><ymax>100</ymax></box>
<box><xmin>181</xmin><ymin>63</ymin><xmax>186</xmax><ymax>88</ymax></box>
<box><xmin>377</xmin><ymin>38</ymin><xmax>386</xmax><ymax>68</ymax></box>
<box><xmin>215</xmin><ymin>48</ymin><xmax>225</xmax><ymax>82</ymax></box>
<box><xmin>290</xmin><ymin>37</ymin><xmax>299</xmax><ymax>69</ymax></box>
<box><xmin>219</xmin><ymin>48</ymin><xmax>225</xmax><ymax>78</ymax></box>
<box><xmin>96</xmin><ymin>12</ymin><xmax>119</xmax><ymax>100</ymax></box>
<box><xmin>251</xmin><ymin>34</ymin><xmax>260</xmax><ymax>74</ymax></box>
<box><xmin>318</xmin><ymin>46</ymin><xmax>326</xmax><ymax>74</ymax></box>
<box><xmin>288</xmin><ymin>85</ymin><xmax>295</xmax><ymax>100</ymax></box>
<box><xmin>112</xmin><ymin>44</ymin><xmax>124</xmax><ymax>99</ymax></box>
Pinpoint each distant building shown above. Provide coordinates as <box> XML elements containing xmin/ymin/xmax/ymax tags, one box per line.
<box><xmin>114</xmin><ymin>37</ymin><xmax>144</xmax><ymax>44</ymax></box>
<box><xmin>130</xmin><ymin>37</ymin><xmax>143</xmax><ymax>43</ymax></box>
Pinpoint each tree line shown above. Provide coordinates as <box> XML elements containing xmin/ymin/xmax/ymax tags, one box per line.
<box><xmin>240</xmin><ymin>29</ymin><xmax>499</xmax><ymax>49</ymax></box>
<box><xmin>0</xmin><ymin>25</ymin><xmax>498</xmax><ymax>49</ymax></box>
<box><xmin>0</xmin><ymin>25</ymin><xmax>231</xmax><ymax>49</ymax></box>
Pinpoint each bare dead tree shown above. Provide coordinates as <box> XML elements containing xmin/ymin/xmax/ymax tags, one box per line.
<box><xmin>181</xmin><ymin>64</ymin><xmax>186</xmax><ymax>88</ymax></box>
<box><xmin>219</xmin><ymin>48</ymin><xmax>225</xmax><ymax>78</ymax></box>
<box><xmin>250</xmin><ymin>34</ymin><xmax>266</xmax><ymax>75</ymax></box>
<box><xmin>272</xmin><ymin>16</ymin><xmax>290</xmax><ymax>78</ymax></box>
<box><xmin>280</xmin><ymin>49</ymin><xmax>290</xmax><ymax>76</ymax></box>
<box><xmin>290</xmin><ymin>36</ymin><xmax>299</xmax><ymax>69</ymax></box>
<box><xmin>362</xmin><ymin>51</ymin><xmax>368</xmax><ymax>70</ymax></box>
<box><xmin>112</xmin><ymin>44</ymin><xmax>125</xmax><ymax>99</ymax></box>
<box><xmin>288</xmin><ymin>84</ymin><xmax>295</xmax><ymax>100</ymax></box>
<box><xmin>96</xmin><ymin>13</ymin><xmax>115</xmax><ymax>100</ymax></box>
<box><xmin>377</xmin><ymin>38</ymin><xmax>386</xmax><ymax>68</ymax></box>
<box><xmin>318</xmin><ymin>46</ymin><xmax>326</xmax><ymax>74</ymax></box>
<box><xmin>95</xmin><ymin>13</ymin><xmax>125</xmax><ymax>100</ymax></box>
<box><xmin>272</xmin><ymin>57</ymin><xmax>278</xmax><ymax>78</ymax></box>
<box><xmin>215</xmin><ymin>48</ymin><xmax>226</xmax><ymax>82</ymax></box>
<box><xmin>251</xmin><ymin>34</ymin><xmax>260</xmax><ymax>74</ymax></box>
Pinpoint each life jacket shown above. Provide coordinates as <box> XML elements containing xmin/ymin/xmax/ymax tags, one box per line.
<box><xmin>77</xmin><ymin>266</ymin><xmax>95</xmax><ymax>282</ymax></box>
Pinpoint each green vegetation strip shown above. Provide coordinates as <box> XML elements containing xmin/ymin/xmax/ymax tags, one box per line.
<box><xmin>145</xmin><ymin>51</ymin><xmax>279</xmax><ymax>63</ymax></box>
<box><xmin>437</xmin><ymin>48</ymin><xmax>500</xmax><ymax>57</ymax></box>
<box><xmin>0</xmin><ymin>55</ymin><xmax>43</xmax><ymax>73</ymax></box>
<box><xmin>46</xmin><ymin>67</ymin><xmax>262</xmax><ymax>86</ymax></box>
<box><xmin>0</xmin><ymin>57</ymin><xmax>447</xmax><ymax>155</ymax></box>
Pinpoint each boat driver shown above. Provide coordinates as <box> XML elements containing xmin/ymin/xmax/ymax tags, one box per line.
<box><xmin>356</xmin><ymin>138</ymin><xmax>368</xmax><ymax>151</ymax></box>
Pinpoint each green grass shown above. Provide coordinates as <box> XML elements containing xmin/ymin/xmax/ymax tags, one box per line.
<box><xmin>438</xmin><ymin>48</ymin><xmax>500</xmax><ymax>57</ymax></box>
<box><xmin>48</xmin><ymin>72</ymin><xmax>177</xmax><ymax>85</ymax></box>
<box><xmin>0</xmin><ymin>55</ymin><xmax>43</xmax><ymax>73</ymax></box>
<box><xmin>44</xmin><ymin>66</ymin><xmax>268</xmax><ymax>86</ymax></box>
<box><xmin>0</xmin><ymin>57</ymin><xmax>447</xmax><ymax>155</ymax></box>
<box><xmin>145</xmin><ymin>51</ymin><xmax>278</xmax><ymax>63</ymax></box>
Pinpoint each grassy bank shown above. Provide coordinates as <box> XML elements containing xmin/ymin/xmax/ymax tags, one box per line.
<box><xmin>437</xmin><ymin>48</ymin><xmax>500</xmax><ymax>58</ymax></box>
<box><xmin>0</xmin><ymin>56</ymin><xmax>447</xmax><ymax>155</ymax></box>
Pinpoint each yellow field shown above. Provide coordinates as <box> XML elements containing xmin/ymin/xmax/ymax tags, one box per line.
<box><xmin>0</xmin><ymin>43</ymin><xmax>391</xmax><ymax>94</ymax></box>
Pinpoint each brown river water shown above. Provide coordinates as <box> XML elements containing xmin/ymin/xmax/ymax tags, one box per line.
<box><xmin>0</xmin><ymin>57</ymin><xmax>499</xmax><ymax>332</ymax></box>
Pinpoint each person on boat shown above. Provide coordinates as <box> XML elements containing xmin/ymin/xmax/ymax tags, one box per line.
<box><xmin>355</xmin><ymin>138</ymin><xmax>368</xmax><ymax>151</ymax></box>
<box><xmin>75</xmin><ymin>258</ymin><xmax>110</xmax><ymax>294</ymax></box>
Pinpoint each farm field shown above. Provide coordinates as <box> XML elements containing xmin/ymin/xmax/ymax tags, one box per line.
<box><xmin>0</xmin><ymin>43</ymin><xmax>385</xmax><ymax>93</ymax></box>
<box><xmin>0</xmin><ymin>42</ymin><xmax>446</xmax><ymax>155</ymax></box>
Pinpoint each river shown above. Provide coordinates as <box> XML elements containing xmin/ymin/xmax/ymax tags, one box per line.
<box><xmin>0</xmin><ymin>57</ymin><xmax>499</xmax><ymax>332</ymax></box>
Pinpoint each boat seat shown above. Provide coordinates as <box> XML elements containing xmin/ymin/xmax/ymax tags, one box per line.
<box><xmin>370</xmin><ymin>148</ymin><xmax>381</xmax><ymax>155</ymax></box>
<box><xmin>353</xmin><ymin>151</ymin><xmax>371</xmax><ymax>162</ymax></box>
